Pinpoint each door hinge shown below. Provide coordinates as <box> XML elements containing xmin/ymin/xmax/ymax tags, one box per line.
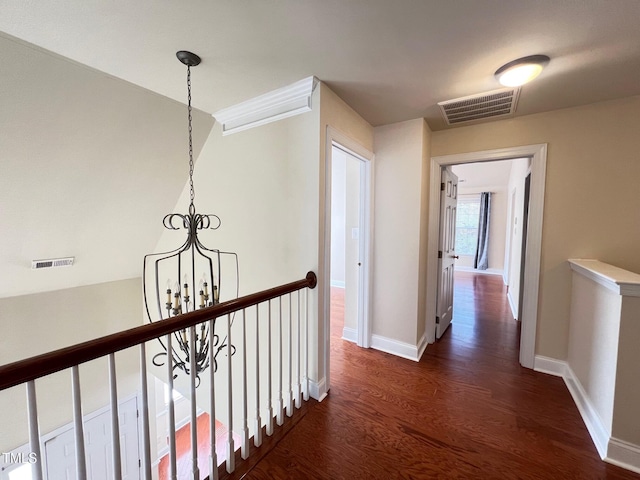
<box><xmin>435</xmin><ymin>316</ymin><xmax>440</xmax><ymax>324</ymax></box>
<box><xmin>438</xmin><ymin>250</ymin><xmax>442</xmax><ymax>259</ymax></box>
<box><xmin>139</xmin><ymin>459</ymin><xmax>141</xmax><ymax>468</ymax></box>
<box><xmin>136</xmin><ymin>409</ymin><xmax>140</xmax><ymax>418</ymax></box>
<box><xmin>441</xmin><ymin>182</ymin><xmax>445</xmax><ymax>191</ymax></box>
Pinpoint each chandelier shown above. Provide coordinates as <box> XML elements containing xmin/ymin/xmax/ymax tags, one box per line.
<box><xmin>143</xmin><ymin>51</ymin><xmax>238</xmax><ymax>383</ymax></box>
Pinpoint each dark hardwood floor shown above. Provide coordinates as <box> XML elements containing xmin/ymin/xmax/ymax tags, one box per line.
<box><xmin>221</xmin><ymin>272</ymin><xmax>640</xmax><ymax>479</ymax></box>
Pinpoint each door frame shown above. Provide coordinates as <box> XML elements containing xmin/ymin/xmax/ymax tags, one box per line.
<box><xmin>427</xmin><ymin>144</ymin><xmax>547</xmax><ymax>368</ymax></box>
<box><xmin>322</xmin><ymin>126</ymin><xmax>375</xmax><ymax>392</ymax></box>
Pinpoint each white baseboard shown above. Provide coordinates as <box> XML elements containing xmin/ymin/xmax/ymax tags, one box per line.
<box><xmin>455</xmin><ymin>266</ymin><xmax>504</xmax><ymax>276</ymax></box>
<box><xmin>507</xmin><ymin>290</ymin><xmax>518</xmax><ymax>320</ymax></box>
<box><xmin>370</xmin><ymin>334</ymin><xmax>422</xmax><ymax>362</ymax></box>
<box><xmin>534</xmin><ymin>355</ymin><xmax>640</xmax><ymax>472</ymax></box>
<box><xmin>309</xmin><ymin>377</ymin><xmax>327</xmax><ymax>402</ymax></box>
<box><xmin>533</xmin><ymin>355</ymin><xmax>567</xmax><ymax>377</ymax></box>
<box><xmin>342</xmin><ymin>326</ymin><xmax>357</xmax><ymax>343</ymax></box>
<box><xmin>416</xmin><ymin>333</ymin><xmax>428</xmax><ymax>361</ymax></box>
<box><xmin>563</xmin><ymin>363</ymin><xmax>610</xmax><ymax>459</ymax></box>
<box><xmin>606</xmin><ymin>438</ymin><xmax>640</xmax><ymax>474</ymax></box>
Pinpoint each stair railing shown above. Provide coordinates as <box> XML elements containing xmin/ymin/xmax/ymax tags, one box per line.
<box><xmin>0</xmin><ymin>271</ymin><xmax>317</xmax><ymax>480</ymax></box>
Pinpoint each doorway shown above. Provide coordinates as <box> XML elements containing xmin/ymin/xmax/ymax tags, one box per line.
<box><xmin>322</xmin><ymin>127</ymin><xmax>374</xmax><ymax>395</ymax></box>
<box><xmin>427</xmin><ymin>144</ymin><xmax>547</xmax><ymax>368</ymax></box>
<box><xmin>330</xmin><ymin>145</ymin><xmax>366</xmax><ymax>345</ymax></box>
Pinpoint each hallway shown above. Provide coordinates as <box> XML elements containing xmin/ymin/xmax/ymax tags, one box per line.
<box><xmin>225</xmin><ymin>273</ymin><xmax>639</xmax><ymax>479</ymax></box>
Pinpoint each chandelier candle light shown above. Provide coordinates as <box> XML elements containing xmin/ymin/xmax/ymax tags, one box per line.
<box><xmin>143</xmin><ymin>51</ymin><xmax>238</xmax><ymax>384</ymax></box>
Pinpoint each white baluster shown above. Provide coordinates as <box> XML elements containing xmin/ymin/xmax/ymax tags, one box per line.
<box><xmin>296</xmin><ymin>290</ymin><xmax>302</xmax><ymax>408</ymax></box>
<box><xmin>108</xmin><ymin>354</ymin><xmax>122</xmax><ymax>480</ymax></box>
<box><xmin>167</xmin><ymin>335</ymin><xmax>177</xmax><ymax>480</ymax></box>
<box><xmin>276</xmin><ymin>296</ymin><xmax>284</xmax><ymax>426</ymax></box>
<box><xmin>254</xmin><ymin>304</ymin><xmax>262</xmax><ymax>447</ymax></box>
<box><xmin>189</xmin><ymin>326</ymin><xmax>200</xmax><ymax>480</ymax></box>
<box><xmin>71</xmin><ymin>366</ymin><xmax>87</xmax><ymax>480</ymax></box>
<box><xmin>304</xmin><ymin>288</ymin><xmax>310</xmax><ymax>401</ymax></box>
<box><xmin>266</xmin><ymin>299</ymin><xmax>274</xmax><ymax>436</ymax></box>
<box><xmin>26</xmin><ymin>381</ymin><xmax>43</xmax><ymax>480</ymax></box>
<box><xmin>240</xmin><ymin>309</ymin><xmax>249</xmax><ymax>459</ymax></box>
<box><xmin>209</xmin><ymin>319</ymin><xmax>218</xmax><ymax>480</ymax></box>
<box><xmin>286</xmin><ymin>294</ymin><xmax>293</xmax><ymax>417</ymax></box>
<box><xmin>226</xmin><ymin>314</ymin><xmax>235</xmax><ymax>473</ymax></box>
<box><xmin>139</xmin><ymin>343</ymin><xmax>152</xmax><ymax>480</ymax></box>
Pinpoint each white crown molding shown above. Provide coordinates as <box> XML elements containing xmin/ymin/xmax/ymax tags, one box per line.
<box><xmin>213</xmin><ymin>76</ymin><xmax>318</xmax><ymax>135</ymax></box>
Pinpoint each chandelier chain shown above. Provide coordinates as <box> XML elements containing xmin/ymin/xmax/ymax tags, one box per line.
<box><xmin>187</xmin><ymin>65</ymin><xmax>195</xmax><ymax>208</ymax></box>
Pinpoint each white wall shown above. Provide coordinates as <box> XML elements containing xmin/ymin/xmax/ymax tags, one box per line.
<box><xmin>330</xmin><ymin>150</ymin><xmax>347</xmax><ymax>287</ymax></box>
<box><xmin>505</xmin><ymin>158</ymin><xmax>530</xmax><ymax>317</ymax></box>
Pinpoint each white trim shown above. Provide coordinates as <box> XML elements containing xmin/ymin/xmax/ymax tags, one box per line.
<box><xmin>507</xmin><ymin>290</ymin><xmax>518</xmax><ymax>320</ymax></box>
<box><xmin>309</xmin><ymin>377</ymin><xmax>327</xmax><ymax>402</ymax></box>
<box><xmin>454</xmin><ymin>266</ymin><xmax>504</xmax><ymax>276</ymax></box>
<box><xmin>342</xmin><ymin>326</ymin><xmax>358</xmax><ymax>343</ymax></box>
<box><xmin>322</xmin><ymin>126</ymin><xmax>375</xmax><ymax>395</ymax></box>
<box><xmin>564</xmin><ymin>364</ymin><xmax>610</xmax><ymax>459</ymax></box>
<box><xmin>330</xmin><ymin>280</ymin><xmax>345</xmax><ymax>288</ymax></box>
<box><xmin>534</xmin><ymin>356</ymin><xmax>609</xmax><ymax>459</ymax></box>
<box><xmin>607</xmin><ymin>438</ymin><xmax>640</xmax><ymax>474</ymax></box>
<box><xmin>370</xmin><ymin>334</ymin><xmax>423</xmax><ymax>362</ymax></box>
<box><xmin>533</xmin><ymin>355</ymin><xmax>567</xmax><ymax>377</ymax></box>
<box><xmin>534</xmin><ymin>356</ymin><xmax>640</xmax><ymax>473</ymax></box>
<box><xmin>416</xmin><ymin>333</ymin><xmax>428</xmax><ymax>361</ymax></box>
<box><xmin>428</xmin><ymin>144</ymin><xmax>547</xmax><ymax>369</ymax></box>
<box><xmin>212</xmin><ymin>76</ymin><xmax>318</xmax><ymax>135</ymax></box>
<box><xmin>568</xmin><ymin>259</ymin><xmax>640</xmax><ymax>297</ymax></box>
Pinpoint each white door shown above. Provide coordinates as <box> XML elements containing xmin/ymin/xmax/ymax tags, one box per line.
<box><xmin>45</xmin><ymin>397</ymin><xmax>140</xmax><ymax>480</ymax></box>
<box><xmin>436</xmin><ymin>167</ymin><xmax>458</xmax><ymax>339</ymax></box>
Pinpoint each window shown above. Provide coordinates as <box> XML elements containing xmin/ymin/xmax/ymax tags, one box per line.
<box><xmin>455</xmin><ymin>195</ymin><xmax>480</xmax><ymax>256</ymax></box>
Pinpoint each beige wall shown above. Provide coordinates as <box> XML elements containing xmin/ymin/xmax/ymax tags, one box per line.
<box><xmin>372</xmin><ymin>119</ymin><xmax>428</xmax><ymax>345</ymax></box>
<box><xmin>432</xmin><ymin>95</ymin><xmax>640</xmax><ymax>360</ymax></box>
<box><xmin>568</xmin><ymin>273</ymin><xmax>620</xmax><ymax>434</ymax></box>
<box><xmin>0</xmin><ymin>278</ymin><xmax>142</xmax><ymax>451</ymax></box>
<box><xmin>613</xmin><ymin>295</ymin><xmax>640</xmax><ymax>445</ymax></box>
<box><xmin>417</xmin><ymin>121</ymin><xmax>432</xmax><ymax>343</ymax></box>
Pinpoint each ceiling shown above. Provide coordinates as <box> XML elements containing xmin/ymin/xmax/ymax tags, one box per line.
<box><xmin>1</xmin><ymin>1</ymin><xmax>640</xmax><ymax>130</ymax></box>
<box><xmin>452</xmin><ymin>160</ymin><xmax>515</xmax><ymax>191</ymax></box>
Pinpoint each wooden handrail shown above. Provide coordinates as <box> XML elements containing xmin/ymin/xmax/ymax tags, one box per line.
<box><xmin>0</xmin><ymin>271</ymin><xmax>317</xmax><ymax>392</ymax></box>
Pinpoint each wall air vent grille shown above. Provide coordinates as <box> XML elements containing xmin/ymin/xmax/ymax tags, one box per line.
<box><xmin>31</xmin><ymin>257</ymin><xmax>75</xmax><ymax>270</ymax></box>
<box><xmin>438</xmin><ymin>87</ymin><xmax>520</xmax><ymax>125</ymax></box>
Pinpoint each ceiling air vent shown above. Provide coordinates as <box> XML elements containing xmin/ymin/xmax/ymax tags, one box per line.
<box><xmin>438</xmin><ymin>87</ymin><xmax>520</xmax><ymax>125</ymax></box>
<box><xmin>31</xmin><ymin>257</ymin><xmax>75</xmax><ymax>270</ymax></box>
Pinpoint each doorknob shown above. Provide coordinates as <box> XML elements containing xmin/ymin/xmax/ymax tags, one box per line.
<box><xmin>451</xmin><ymin>255</ymin><xmax>459</xmax><ymax>259</ymax></box>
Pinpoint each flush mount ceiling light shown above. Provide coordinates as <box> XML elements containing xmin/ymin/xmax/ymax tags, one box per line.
<box><xmin>495</xmin><ymin>55</ymin><xmax>550</xmax><ymax>87</ymax></box>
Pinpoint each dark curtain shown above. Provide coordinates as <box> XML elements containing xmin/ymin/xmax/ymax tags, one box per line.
<box><xmin>474</xmin><ymin>192</ymin><xmax>491</xmax><ymax>270</ymax></box>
